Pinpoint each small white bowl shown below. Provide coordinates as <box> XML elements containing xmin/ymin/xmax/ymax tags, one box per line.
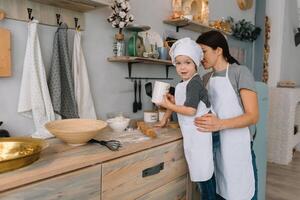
<box><xmin>107</xmin><ymin>116</ymin><xmax>130</xmax><ymax>132</ymax></box>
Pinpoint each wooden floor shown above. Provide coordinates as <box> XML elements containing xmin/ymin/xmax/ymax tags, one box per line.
<box><xmin>266</xmin><ymin>151</ymin><xmax>300</xmax><ymax>200</ymax></box>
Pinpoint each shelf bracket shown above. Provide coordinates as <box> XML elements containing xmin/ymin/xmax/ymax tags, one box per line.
<box><xmin>127</xmin><ymin>63</ymin><xmax>132</xmax><ymax>78</ymax></box>
<box><xmin>126</xmin><ymin>63</ymin><xmax>174</xmax><ymax>80</ymax></box>
<box><xmin>125</xmin><ymin>77</ymin><xmax>173</xmax><ymax>80</ymax></box>
<box><xmin>176</xmin><ymin>24</ymin><xmax>189</xmax><ymax>32</ymax></box>
<box><xmin>166</xmin><ymin>65</ymin><xmax>171</xmax><ymax>78</ymax></box>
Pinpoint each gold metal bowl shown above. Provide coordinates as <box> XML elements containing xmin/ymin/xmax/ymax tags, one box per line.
<box><xmin>0</xmin><ymin>137</ymin><xmax>48</xmax><ymax>173</ymax></box>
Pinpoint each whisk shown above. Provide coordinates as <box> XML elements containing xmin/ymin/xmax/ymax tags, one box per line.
<box><xmin>89</xmin><ymin>139</ymin><xmax>122</xmax><ymax>151</ymax></box>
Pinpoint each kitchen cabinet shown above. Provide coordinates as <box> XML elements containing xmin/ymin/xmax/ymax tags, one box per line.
<box><xmin>101</xmin><ymin>140</ymin><xmax>187</xmax><ymax>199</ymax></box>
<box><xmin>136</xmin><ymin>175</ymin><xmax>187</xmax><ymax>200</ymax></box>
<box><xmin>0</xmin><ymin>128</ymin><xmax>194</xmax><ymax>200</ymax></box>
<box><xmin>0</xmin><ymin>165</ymin><xmax>102</xmax><ymax>200</ymax></box>
<box><xmin>107</xmin><ymin>56</ymin><xmax>174</xmax><ymax>80</ymax></box>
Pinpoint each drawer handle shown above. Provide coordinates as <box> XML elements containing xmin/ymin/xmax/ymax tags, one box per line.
<box><xmin>142</xmin><ymin>162</ymin><xmax>164</xmax><ymax>178</ymax></box>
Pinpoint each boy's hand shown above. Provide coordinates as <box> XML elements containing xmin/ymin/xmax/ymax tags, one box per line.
<box><xmin>154</xmin><ymin>119</ymin><xmax>168</xmax><ymax>128</ymax></box>
<box><xmin>166</xmin><ymin>93</ymin><xmax>175</xmax><ymax>104</ymax></box>
<box><xmin>158</xmin><ymin>94</ymin><xmax>175</xmax><ymax>109</ymax></box>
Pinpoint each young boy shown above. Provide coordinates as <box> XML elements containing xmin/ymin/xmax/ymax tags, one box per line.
<box><xmin>156</xmin><ymin>37</ymin><xmax>214</xmax><ymax>182</ymax></box>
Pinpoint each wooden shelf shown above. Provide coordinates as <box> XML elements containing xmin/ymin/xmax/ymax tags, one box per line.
<box><xmin>163</xmin><ymin>18</ymin><xmax>232</xmax><ymax>35</ymax></box>
<box><xmin>0</xmin><ymin>0</ymin><xmax>110</xmax><ymax>29</ymax></box>
<box><xmin>107</xmin><ymin>56</ymin><xmax>174</xmax><ymax>80</ymax></box>
<box><xmin>30</xmin><ymin>0</ymin><xmax>112</xmax><ymax>12</ymax></box>
<box><xmin>107</xmin><ymin>56</ymin><xmax>172</xmax><ymax>65</ymax></box>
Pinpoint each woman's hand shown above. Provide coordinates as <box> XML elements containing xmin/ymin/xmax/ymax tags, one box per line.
<box><xmin>194</xmin><ymin>113</ymin><xmax>223</xmax><ymax>132</ymax></box>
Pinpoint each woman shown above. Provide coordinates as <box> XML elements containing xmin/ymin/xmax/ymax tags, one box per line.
<box><xmin>195</xmin><ymin>30</ymin><xmax>259</xmax><ymax>200</ymax></box>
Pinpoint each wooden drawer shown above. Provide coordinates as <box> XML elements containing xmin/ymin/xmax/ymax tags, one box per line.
<box><xmin>0</xmin><ymin>165</ymin><xmax>102</xmax><ymax>200</ymax></box>
<box><xmin>101</xmin><ymin>140</ymin><xmax>188</xmax><ymax>200</ymax></box>
<box><xmin>136</xmin><ymin>175</ymin><xmax>187</xmax><ymax>200</ymax></box>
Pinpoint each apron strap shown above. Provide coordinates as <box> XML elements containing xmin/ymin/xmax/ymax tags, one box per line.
<box><xmin>225</xmin><ymin>64</ymin><xmax>230</xmax><ymax>78</ymax></box>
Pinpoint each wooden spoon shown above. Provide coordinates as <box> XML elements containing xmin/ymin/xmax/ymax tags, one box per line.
<box><xmin>0</xmin><ymin>9</ymin><xmax>5</xmax><ymax>21</ymax></box>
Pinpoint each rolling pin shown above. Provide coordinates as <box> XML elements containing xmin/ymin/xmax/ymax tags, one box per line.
<box><xmin>137</xmin><ymin>121</ymin><xmax>157</xmax><ymax>138</ymax></box>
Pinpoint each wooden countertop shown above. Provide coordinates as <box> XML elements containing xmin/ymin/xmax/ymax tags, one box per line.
<box><xmin>0</xmin><ymin>127</ymin><xmax>182</xmax><ymax>192</ymax></box>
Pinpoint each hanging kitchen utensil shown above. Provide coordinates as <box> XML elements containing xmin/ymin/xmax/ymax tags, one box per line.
<box><xmin>145</xmin><ymin>82</ymin><xmax>152</xmax><ymax>98</ymax></box>
<box><xmin>137</xmin><ymin>80</ymin><xmax>142</xmax><ymax>110</ymax></box>
<box><xmin>133</xmin><ymin>80</ymin><xmax>138</xmax><ymax>113</ymax></box>
<box><xmin>89</xmin><ymin>139</ymin><xmax>122</xmax><ymax>151</ymax></box>
<box><xmin>0</xmin><ymin>9</ymin><xmax>5</xmax><ymax>20</ymax></box>
<box><xmin>0</xmin><ymin>27</ymin><xmax>11</xmax><ymax>77</ymax></box>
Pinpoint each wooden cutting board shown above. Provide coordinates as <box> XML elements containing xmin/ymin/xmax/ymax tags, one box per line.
<box><xmin>0</xmin><ymin>9</ymin><xmax>5</xmax><ymax>20</ymax></box>
<box><xmin>0</xmin><ymin>27</ymin><xmax>11</xmax><ymax>77</ymax></box>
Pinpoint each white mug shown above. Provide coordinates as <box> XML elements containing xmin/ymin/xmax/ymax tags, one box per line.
<box><xmin>152</xmin><ymin>81</ymin><xmax>170</xmax><ymax>104</ymax></box>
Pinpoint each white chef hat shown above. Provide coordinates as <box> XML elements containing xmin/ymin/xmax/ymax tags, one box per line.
<box><xmin>169</xmin><ymin>37</ymin><xmax>203</xmax><ymax>67</ymax></box>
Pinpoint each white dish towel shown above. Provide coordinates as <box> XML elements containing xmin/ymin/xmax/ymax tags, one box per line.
<box><xmin>17</xmin><ymin>20</ymin><xmax>55</xmax><ymax>138</ymax></box>
<box><xmin>72</xmin><ymin>30</ymin><xmax>97</xmax><ymax>119</ymax></box>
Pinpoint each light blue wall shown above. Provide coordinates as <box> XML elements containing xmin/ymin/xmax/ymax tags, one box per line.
<box><xmin>254</xmin><ymin>82</ymin><xmax>269</xmax><ymax>200</ymax></box>
<box><xmin>0</xmin><ymin>0</ymin><xmax>256</xmax><ymax>137</ymax></box>
<box><xmin>253</xmin><ymin>0</ymin><xmax>266</xmax><ymax>81</ymax></box>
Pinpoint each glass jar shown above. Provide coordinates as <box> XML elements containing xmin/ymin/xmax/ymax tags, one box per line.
<box><xmin>113</xmin><ymin>33</ymin><xmax>125</xmax><ymax>56</ymax></box>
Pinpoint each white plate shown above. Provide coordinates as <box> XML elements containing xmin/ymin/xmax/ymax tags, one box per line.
<box><xmin>139</xmin><ymin>31</ymin><xmax>164</xmax><ymax>48</ymax></box>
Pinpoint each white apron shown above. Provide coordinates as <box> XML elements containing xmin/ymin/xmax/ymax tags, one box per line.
<box><xmin>175</xmin><ymin>76</ymin><xmax>214</xmax><ymax>182</ymax></box>
<box><xmin>207</xmin><ymin>66</ymin><xmax>254</xmax><ymax>200</ymax></box>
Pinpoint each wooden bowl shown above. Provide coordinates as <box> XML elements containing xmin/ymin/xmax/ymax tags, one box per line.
<box><xmin>45</xmin><ymin>119</ymin><xmax>107</xmax><ymax>146</ymax></box>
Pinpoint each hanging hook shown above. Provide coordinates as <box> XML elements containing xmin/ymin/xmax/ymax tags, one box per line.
<box><xmin>56</xmin><ymin>14</ymin><xmax>62</xmax><ymax>26</ymax></box>
<box><xmin>74</xmin><ymin>17</ymin><xmax>80</xmax><ymax>30</ymax></box>
<box><xmin>27</xmin><ymin>8</ymin><xmax>34</xmax><ymax>20</ymax></box>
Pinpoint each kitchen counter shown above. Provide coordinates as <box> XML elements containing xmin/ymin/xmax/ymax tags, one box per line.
<box><xmin>0</xmin><ymin>127</ymin><xmax>187</xmax><ymax>199</ymax></box>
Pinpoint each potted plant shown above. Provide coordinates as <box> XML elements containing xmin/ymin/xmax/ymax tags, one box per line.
<box><xmin>229</xmin><ymin>17</ymin><xmax>261</xmax><ymax>42</ymax></box>
<box><xmin>107</xmin><ymin>0</ymin><xmax>134</xmax><ymax>56</ymax></box>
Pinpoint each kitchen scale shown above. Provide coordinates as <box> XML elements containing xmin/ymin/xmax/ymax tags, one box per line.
<box><xmin>126</xmin><ymin>25</ymin><xmax>150</xmax><ymax>57</ymax></box>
